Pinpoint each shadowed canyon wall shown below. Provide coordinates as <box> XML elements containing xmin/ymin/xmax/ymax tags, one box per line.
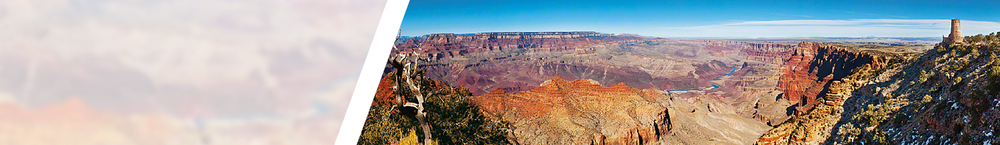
<box><xmin>758</xmin><ymin>43</ymin><xmax>903</xmax><ymax>144</ymax></box>
<box><xmin>777</xmin><ymin>41</ymin><xmax>897</xmax><ymax>115</ymax></box>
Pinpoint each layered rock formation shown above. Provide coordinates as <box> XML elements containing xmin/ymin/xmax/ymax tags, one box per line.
<box><xmin>397</xmin><ymin>33</ymin><xmax>798</xmax><ymax>97</ymax></box>
<box><xmin>777</xmin><ymin>42</ymin><xmax>897</xmax><ymax>115</ymax></box>
<box><xmin>388</xmin><ymin>33</ymin><xmax>824</xmax><ymax>143</ymax></box>
<box><xmin>377</xmin><ymin>32</ymin><xmax>931</xmax><ymax>144</ymax></box>
<box><xmin>398</xmin><ymin>34</ymin><xmax>814</xmax><ymax>127</ymax></box>
<box><xmin>758</xmin><ymin>57</ymin><xmax>897</xmax><ymax>144</ymax></box>
<box><xmin>472</xmin><ymin>77</ymin><xmax>772</xmax><ymax>144</ymax></box>
<box><xmin>756</xmin><ymin>43</ymin><xmax>907</xmax><ymax>144</ymax></box>
<box><xmin>471</xmin><ymin>77</ymin><xmax>670</xmax><ymax>144</ymax></box>
<box><xmin>395</xmin><ymin>32</ymin><xmax>622</xmax><ymax>59</ymax></box>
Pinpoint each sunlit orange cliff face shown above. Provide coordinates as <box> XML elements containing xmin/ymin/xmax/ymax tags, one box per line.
<box><xmin>471</xmin><ymin>77</ymin><xmax>671</xmax><ymax>144</ymax></box>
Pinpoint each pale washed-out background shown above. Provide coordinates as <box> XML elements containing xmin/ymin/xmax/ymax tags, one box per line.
<box><xmin>0</xmin><ymin>0</ymin><xmax>386</xmax><ymax>144</ymax></box>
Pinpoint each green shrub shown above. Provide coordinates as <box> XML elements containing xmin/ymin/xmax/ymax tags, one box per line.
<box><xmin>423</xmin><ymin>87</ymin><xmax>510</xmax><ymax>145</ymax></box>
<box><xmin>837</xmin><ymin>123</ymin><xmax>862</xmax><ymax>143</ymax></box>
<box><xmin>360</xmin><ymin>103</ymin><xmax>413</xmax><ymax>144</ymax></box>
<box><xmin>990</xmin><ymin>62</ymin><xmax>1000</xmax><ymax>93</ymax></box>
<box><xmin>362</xmin><ymin>55</ymin><xmax>511</xmax><ymax>144</ymax></box>
<box><xmin>971</xmin><ymin>48</ymin><xmax>981</xmax><ymax>59</ymax></box>
<box><xmin>851</xmin><ymin>104</ymin><xmax>892</xmax><ymax>144</ymax></box>
<box><xmin>936</xmin><ymin>45</ymin><xmax>947</xmax><ymax>53</ymax></box>
<box><xmin>400</xmin><ymin>129</ymin><xmax>429</xmax><ymax>145</ymax></box>
<box><xmin>867</xmin><ymin>128</ymin><xmax>890</xmax><ymax>144</ymax></box>
<box><xmin>919</xmin><ymin>70</ymin><xmax>933</xmax><ymax>84</ymax></box>
<box><xmin>854</xmin><ymin>104</ymin><xmax>890</xmax><ymax>126</ymax></box>
<box><xmin>966</xmin><ymin>34</ymin><xmax>985</xmax><ymax>44</ymax></box>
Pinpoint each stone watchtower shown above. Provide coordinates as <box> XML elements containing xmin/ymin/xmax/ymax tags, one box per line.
<box><xmin>944</xmin><ymin>19</ymin><xmax>964</xmax><ymax>44</ymax></box>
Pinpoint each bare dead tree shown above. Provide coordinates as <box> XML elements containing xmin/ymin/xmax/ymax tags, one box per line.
<box><xmin>388</xmin><ymin>32</ymin><xmax>434</xmax><ymax>144</ymax></box>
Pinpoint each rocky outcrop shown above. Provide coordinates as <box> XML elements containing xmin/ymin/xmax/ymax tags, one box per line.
<box><xmin>777</xmin><ymin>41</ymin><xmax>896</xmax><ymax>115</ymax></box>
<box><xmin>740</xmin><ymin>42</ymin><xmax>797</xmax><ymax>63</ymax></box>
<box><xmin>471</xmin><ymin>77</ymin><xmax>671</xmax><ymax>144</ymax></box>
<box><xmin>757</xmin><ymin>43</ymin><xmax>903</xmax><ymax>144</ymax></box>
<box><xmin>759</xmin><ymin>77</ymin><xmax>868</xmax><ymax>144</ymax></box>
<box><xmin>818</xmin><ymin>43</ymin><xmax>1000</xmax><ymax>144</ymax></box>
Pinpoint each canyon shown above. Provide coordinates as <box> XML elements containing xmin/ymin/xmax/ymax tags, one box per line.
<box><xmin>366</xmin><ymin>31</ymin><xmax>941</xmax><ymax>144</ymax></box>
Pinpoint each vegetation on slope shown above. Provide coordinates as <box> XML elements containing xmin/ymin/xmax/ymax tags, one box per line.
<box><xmin>359</xmin><ymin>51</ymin><xmax>510</xmax><ymax>145</ymax></box>
<box><xmin>963</xmin><ymin>31</ymin><xmax>1000</xmax><ymax>45</ymax></box>
<box><xmin>830</xmin><ymin>31</ymin><xmax>1000</xmax><ymax>144</ymax></box>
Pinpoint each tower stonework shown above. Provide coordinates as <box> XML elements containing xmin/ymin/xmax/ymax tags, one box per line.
<box><xmin>944</xmin><ymin>19</ymin><xmax>964</xmax><ymax>44</ymax></box>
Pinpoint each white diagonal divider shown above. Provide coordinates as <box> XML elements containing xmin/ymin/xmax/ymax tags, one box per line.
<box><xmin>335</xmin><ymin>0</ymin><xmax>409</xmax><ymax>144</ymax></box>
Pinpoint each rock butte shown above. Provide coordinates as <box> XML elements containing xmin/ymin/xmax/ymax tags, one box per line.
<box><xmin>472</xmin><ymin>77</ymin><xmax>671</xmax><ymax>144</ymax></box>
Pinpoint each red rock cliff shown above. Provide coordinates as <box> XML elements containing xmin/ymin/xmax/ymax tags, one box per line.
<box><xmin>758</xmin><ymin>42</ymin><xmax>901</xmax><ymax>144</ymax></box>
<box><xmin>471</xmin><ymin>77</ymin><xmax>671</xmax><ymax>145</ymax></box>
<box><xmin>777</xmin><ymin>41</ymin><xmax>894</xmax><ymax>114</ymax></box>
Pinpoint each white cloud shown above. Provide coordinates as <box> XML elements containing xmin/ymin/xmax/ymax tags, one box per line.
<box><xmin>660</xmin><ymin>19</ymin><xmax>1000</xmax><ymax>37</ymax></box>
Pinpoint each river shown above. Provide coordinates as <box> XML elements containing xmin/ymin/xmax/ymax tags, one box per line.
<box><xmin>666</xmin><ymin>66</ymin><xmax>738</xmax><ymax>93</ymax></box>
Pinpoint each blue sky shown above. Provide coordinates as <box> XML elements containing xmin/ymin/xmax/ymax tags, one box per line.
<box><xmin>399</xmin><ymin>0</ymin><xmax>1000</xmax><ymax>37</ymax></box>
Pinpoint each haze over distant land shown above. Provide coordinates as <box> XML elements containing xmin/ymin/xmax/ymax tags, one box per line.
<box><xmin>0</xmin><ymin>0</ymin><xmax>385</xmax><ymax>144</ymax></box>
<box><xmin>401</xmin><ymin>0</ymin><xmax>1000</xmax><ymax>37</ymax></box>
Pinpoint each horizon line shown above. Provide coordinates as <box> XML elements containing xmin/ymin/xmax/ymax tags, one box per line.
<box><xmin>398</xmin><ymin>31</ymin><xmax>945</xmax><ymax>39</ymax></box>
